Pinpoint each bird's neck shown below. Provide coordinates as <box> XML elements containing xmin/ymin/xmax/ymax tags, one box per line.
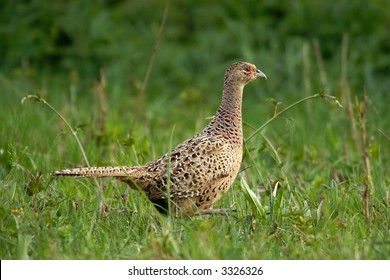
<box><xmin>205</xmin><ymin>80</ymin><xmax>244</xmax><ymax>142</ymax></box>
<box><xmin>220</xmin><ymin>80</ymin><xmax>244</xmax><ymax>120</ymax></box>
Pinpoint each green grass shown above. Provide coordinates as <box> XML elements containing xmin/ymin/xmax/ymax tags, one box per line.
<box><xmin>1</xmin><ymin>1</ymin><xmax>389</xmax><ymax>260</ymax></box>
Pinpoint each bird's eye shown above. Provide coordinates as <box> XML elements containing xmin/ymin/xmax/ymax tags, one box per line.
<box><xmin>244</xmin><ymin>66</ymin><xmax>252</xmax><ymax>73</ymax></box>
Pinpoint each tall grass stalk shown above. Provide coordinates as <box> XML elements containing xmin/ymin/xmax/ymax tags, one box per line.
<box><xmin>21</xmin><ymin>94</ymin><xmax>106</xmax><ymax>219</ymax></box>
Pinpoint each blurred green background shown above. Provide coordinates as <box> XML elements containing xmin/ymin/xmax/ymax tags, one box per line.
<box><xmin>2</xmin><ymin>0</ymin><xmax>390</xmax><ymax>92</ymax></box>
<box><xmin>1</xmin><ymin>0</ymin><xmax>389</xmax><ymax>175</ymax></box>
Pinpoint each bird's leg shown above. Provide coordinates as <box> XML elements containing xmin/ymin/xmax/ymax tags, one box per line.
<box><xmin>197</xmin><ymin>208</ymin><xmax>238</xmax><ymax>216</ymax></box>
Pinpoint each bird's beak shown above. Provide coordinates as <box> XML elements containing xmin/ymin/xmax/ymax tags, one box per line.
<box><xmin>256</xmin><ymin>69</ymin><xmax>267</xmax><ymax>79</ymax></box>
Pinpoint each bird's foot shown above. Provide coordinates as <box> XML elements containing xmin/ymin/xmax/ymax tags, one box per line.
<box><xmin>197</xmin><ymin>208</ymin><xmax>237</xmax><ymax>216</ymax></box>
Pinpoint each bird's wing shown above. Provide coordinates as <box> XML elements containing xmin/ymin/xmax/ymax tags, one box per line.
<box><xmin>143</xmin><ymin>134</ymin><xmax>239</xmax><ymax>200</ymax></box>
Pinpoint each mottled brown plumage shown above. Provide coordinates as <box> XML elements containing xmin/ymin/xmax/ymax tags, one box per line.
<box><xmin>53</xmin><ymin>61</ymin><xmax>266</xmax><ymax>215</ymax></box>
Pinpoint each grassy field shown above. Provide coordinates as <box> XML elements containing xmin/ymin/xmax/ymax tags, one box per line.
<box><xmin>0</xmin><ymin>1</ymin><xmax>389</xmax><ymax>259</ymax></box>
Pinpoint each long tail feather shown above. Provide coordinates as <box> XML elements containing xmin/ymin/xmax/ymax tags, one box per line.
<box><xmin>52</xmin><ymin>166</ymin><xmax>134</xmax><ymax>177</ymax></box>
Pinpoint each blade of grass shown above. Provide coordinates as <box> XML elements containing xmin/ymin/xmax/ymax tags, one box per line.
<box><xmin>340</xmin><ymin>33</ymin><xmax>360</xmax><ymax>152</ymax></box>
<box><xmin>139</xmin><ymin>0</ymin><xmax>171</xmax><ymax>106</ymax></box>
<box><xmin>246</xmin><ymin>93</ymin><xmax>342</xmax><ymax>142</ymax></box>
<box><xmin>360</xmin><ymin>88</ymin><xmax>373</xmax><ymax>219</ymax></box>
<box><xmin>240</xmin><ymin>176</ymin><xmax>265</xmax><ymax>217</ymax></box>
<box><xmin>313</xmin><ymin>39</ymin><xmax>329</xmax><ymax>93</ymax></box>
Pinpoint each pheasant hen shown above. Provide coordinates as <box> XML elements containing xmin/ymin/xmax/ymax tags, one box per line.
<box><xmin>53</xmin><ymin>61</ymin><xmax>267</xmax><ymax>216</ymax></box>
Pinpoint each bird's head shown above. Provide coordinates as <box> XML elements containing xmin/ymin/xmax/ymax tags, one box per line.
<box><xmin>224</xmin><ymin>61</ymin><xmax>267</xmax><ymax>86</ymax></box>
